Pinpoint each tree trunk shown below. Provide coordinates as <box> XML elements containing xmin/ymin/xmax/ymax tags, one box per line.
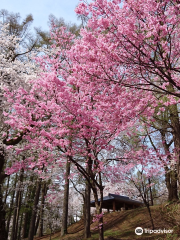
<box><xmin>92</xmin><ymin>183</ymin><xmax>104</xmax><ymax>240</ymax></box>
<box><xmin>84</xmin><ymin>164</ymin><xmax>91</xmax><ymax>239</ymax></box>
<box><xmin>28</xmin><ymin>180</ymin><xmax>41</xmax><ymax>240</ymax></box>
<box><xmin>4</xmin><ymin>175</ymin><xmax>10</xmax><ymax>205</ymax></box>
<box><xmin>11</xmin><ymin>170</ymin><xmax>23</xmax><ymax>240</ymax></box>
<box><xmin>0</xmin><ymin>185</ymin><xmax>7</xmax><ymax>240</ymax></box>
<box><xmin>161</xmin><ymin>129</ymin><xmax>179</xmax><ymax>201</ymax></box>
<box><xmin>141</xmin><ymin>186</ymin><xmax>155</xmax><ymax>230</ymax></box>
<box><xmin>34</xmin><ymin>214</ymin><xmax>40</xmax><ymax>236</ymax></box>
<box><xmin>21</xmin><ymin>176</ymin><xmax>35</xmax><ymax>239</ymax></box>
<box><xmin>170</xmin><ymin>170</ymin><xmax>178</xmax><ymax>201</ymax></box>
<box><xmin>148</xmin><ymin>178</ymin><xmax>153</xmax><ymax>206</ymax></box>
<box><xmin>94</xmin><ymin>203</ymin><xmax>104</xmax><ymax>240</ymax></box>
<box><xmin>38</xmin><ymin>182</ymin><xmax>47</xmax><ymax>237</ymax></box>
<box><xmin>84</xmin><ymin>181</ymin><xmax>91</xmax><ymax>239</ymax></box>
<box><xmin>167</xmin><ymin>84</ymin><xmax>180</xmax><ymax>197</ymax></box>
<box><xmin>7</xmin><ymin>174</ymin><xmax>18</xmax><ymax>235</ymax></box>
<box><xmin>165</xmin><ymin>170</ymin><xmax>172</xmax><ymax>201</ymax></box>
<box><xmin>21</xmin><ymin>212</ymin><xmax>29</xmax><ymax>239</ymax></box>
<box><xmin>61</xmin><ymin>158</ymin><xmax>70</xmax><ymax>236</ymax></box>
<box><xmin>140</xmin><ymin>190</ymin><xmax>155</xmax><ymax>230</ymax></box>
<box><xmin>146</xmin><ymin>203</ymin><xmax>154</xmax><ymax>230</ymax></box>
<box><xmin>0</xmin><ymin>147</ymin><xmax>8</xmax><ymax>240</ymax></box>
<box><xmin>17</xmin><ymin>212</ymin><xmax>23</xmax><ymax>240</ymax></box>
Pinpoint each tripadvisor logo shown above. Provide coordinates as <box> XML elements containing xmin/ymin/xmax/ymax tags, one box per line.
<box><xmin>135</xmin><ymin>227</ymin><xmax>143</xmax><ymax>235</ymax></box>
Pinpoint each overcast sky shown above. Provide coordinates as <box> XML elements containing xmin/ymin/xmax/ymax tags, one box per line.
<box><xmin>0</xmin><ymin>0</ymin><xmax>81</xmax><ymax>31</ymax></box>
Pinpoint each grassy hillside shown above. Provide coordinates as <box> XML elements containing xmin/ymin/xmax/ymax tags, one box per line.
<box><xmin>36</xmin><ymin>202</ymin><xmax>180</xmax><ymax>240</ymax></box>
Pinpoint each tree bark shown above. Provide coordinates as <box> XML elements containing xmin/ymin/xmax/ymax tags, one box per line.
<box><xmin>61</xmin><ymin>158</ymin><xmax>70</xmax><ymax>236</ymax></box>
<box><xmin>167</xmin><ymin>84</ymin><xmax>180</xmax><ymax>198</ymax></box>
<box><xmin>17</xmin><ymin>212</ymin><xmax>23</xmax><ymax>240</ymax></box>
<box><xmin>165</xmin><ymin>170</ymin><xmax>172</xmax><ymax>201</ymax></box>
<box><xmin>146</xmin><ymin>203</ymin><xmax>154</xmax><ymax>230</ymax></box>
<box><xmin>148</xmin><ymin>178</ymin><xmax>153</xmax><ymax>206</ymax></box>
<box><xmin>93</xmin><ymin>189</ymin><xmax>104</xmax><ymax>240</ymax></box>
<box><xmin>11</xmin><ymin>170</ymin><xmax>23</xmax><ymax>240</ymax></box>
<box><xmin>38</xmin><ymin>182</ymin><xmax>47</xmax><ymax>237</ymax></box>
<box><xmin>4</xmin><ymin>175</ymin><xmax>10</xmax><ymax>205</ymax></box>
<box><xmin>28</xmin><ymin>180</ymin><xmax>41</xmax><ymax>240</ymax></box>
<box><xmin>170</xmin><ymin>170</ymin><xmax>178</xmax><ymax>201</ymax></box>
<box><xmin>161</xmin><ymin>129</ymin><xmax>178</xmax><ymax>201</ymax></box>
<box><xmin>21</xmin><ymin>176</ymin><xmax>35</xmax><ymax>239</ymax></box>
<box><xmin>91</xmin><ymin>174</ymin><xmax>104</xmax><ymax>240</ymax></box>
<box><xmin>164</xmin><ymin>168</ymin><xmax>178</xmax><ymax>202</ymax></box>
<box><xmin>0</xmin><ymin>147</ymin><xmax>8</xmax><ymax>240</ymax></box>
<box><xmin>0</xmin><ymin>185</ymin><xmax>7</xmax><ymax>240</ymax></box>
<box><xmin>34</xmin><ymin>214</ymin><xmax>40</xmax><ymax>236</ymax></box>
<box><xmin>21</xmin><ymin>212</ymin><xmax>29</xmax><ymax>239</ymax></box>
<box><xmin>7</xmin><ymin>174</ymin><xmax>18</xmax><ymax>235</ymax></box>
<box><xmin>84</xmin><ymin>180</ymin><xmax>91</xmax><ymax>239</ymax></box>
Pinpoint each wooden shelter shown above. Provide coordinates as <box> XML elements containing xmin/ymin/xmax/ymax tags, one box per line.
<box><xmin>90</xmin><ymin>193</ymin><xmax>143</xmax><ymax>212</ymax></box>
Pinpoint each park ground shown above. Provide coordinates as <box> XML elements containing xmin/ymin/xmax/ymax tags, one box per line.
<box><xmin>34</xmin><ymin>202</ymin><xmax>180</xmax><ymax>240</ymax></box>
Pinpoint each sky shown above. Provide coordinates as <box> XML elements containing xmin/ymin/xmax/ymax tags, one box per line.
<box><xmin>0</xmin><ymin>0</ymin><xmax>81</xmax><ymax>32</ymax></box>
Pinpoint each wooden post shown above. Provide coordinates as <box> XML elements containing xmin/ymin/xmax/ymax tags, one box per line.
<box><xmin>107</xmin><ymin>208</ymin><xmax>109</xmax><ymax>213</ymax></box>
<box><xmin>113</xmin><ymin>201</ymin><xmax>116</xmax><ymax>212</ymax></box>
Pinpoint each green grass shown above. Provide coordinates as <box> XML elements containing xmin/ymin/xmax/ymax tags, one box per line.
<box><xmin>81</xmin><ymin>229</ymin><xmax>128</xmax><ymax>240</ymax></box>
<box><xmin>45</xmin><ymin>203</ymin><xmax>180</xmax><ymax>240</ymax></box>
<box><xmin>104</xmin><ymin>229</ymin><xmax>120</xmax><ymax>237</ymax></box>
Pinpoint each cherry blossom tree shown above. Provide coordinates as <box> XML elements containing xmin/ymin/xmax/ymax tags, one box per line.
<box><xmin>105</xmin><ymin>140</ymin><xmax>166</xmax><ymax>230</ymax></box>
<box><xmin>4</xmin><ymin>1</ymin><xmax>180</xmax><ymax>239</ymax></box>
<box><xmin>3</xmin><ymin>22</ymin><xmax>150</xmax><ymax>240</ymax></box>
<box><xmin>74</xmin><ymin>0</ymin><xmax>180</xmax><ymax>192</ymax></box>
<box><xmin>0</xmin><ymin>22</ymin><xmax>41</xmax><ymax>240</ymax></box>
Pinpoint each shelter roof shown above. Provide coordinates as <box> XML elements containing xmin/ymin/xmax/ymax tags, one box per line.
<box><xmin>90</xmin><ymin>193</ymin><xmax>143</xmax><ymax>209</ymax></box>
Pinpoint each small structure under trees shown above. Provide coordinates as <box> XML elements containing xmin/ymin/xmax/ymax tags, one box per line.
<box><xmin>90</xmin><ymin>194</ymin><xmax>143</xmax><ymax>212</ymax></box>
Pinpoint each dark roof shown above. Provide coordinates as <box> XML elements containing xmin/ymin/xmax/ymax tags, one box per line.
<box><xmin>90</xmin><ymin>193</ymin><xmax>143</xmax><ymax>209</ymax></box>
